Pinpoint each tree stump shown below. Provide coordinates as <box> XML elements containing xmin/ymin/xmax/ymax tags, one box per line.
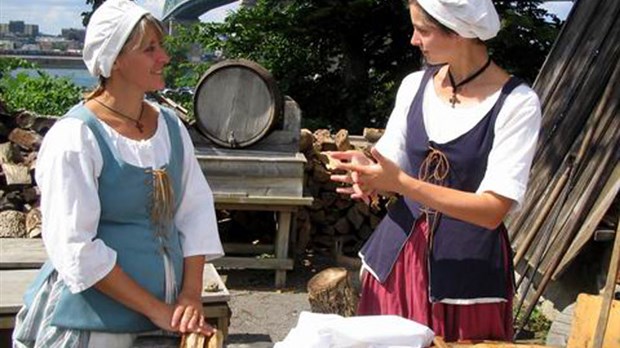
<box><xmin>307</xmin><ymin>267</ymin><xmax>358</xmax><ymax>317</ymax></box>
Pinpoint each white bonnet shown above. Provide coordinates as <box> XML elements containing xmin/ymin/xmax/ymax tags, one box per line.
<box><xmin>83</xmin><ymin>0</ymin><xmax>150</xmax><ymax>78</ymax></box>
<box><xmin>416</xmin><ymin>0</ymin><xmax>501</xmax><ymax>41</ymax></box>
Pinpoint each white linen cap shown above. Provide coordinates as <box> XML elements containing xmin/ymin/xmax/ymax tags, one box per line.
<box><xmin>83</xmin><ymin>0</ymin><xmax>150</xmax><ymax>78</ymax></box>
<box><xmin>417</xmin><ymin>0</ymin><xmax>501</xmax><ymax>41</ymax></box>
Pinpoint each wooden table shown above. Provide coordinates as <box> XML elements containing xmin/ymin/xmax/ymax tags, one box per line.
<box><xmin>0</xmin><ymin>238</ymin><xmax>231</xmax><ymax>337</ymax></box>
<box><xmin>213</xmin><ymin>195</ymin><xmax>313</xmax><ymax>288</ymax></box>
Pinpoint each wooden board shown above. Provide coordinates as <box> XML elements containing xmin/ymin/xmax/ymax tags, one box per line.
<box><xmin>213</xmin><ymin>195</ymin><xmax>312</xmax><ymax>208</ymax></box>
<box><xmin>211</xmin><ymin>256</ymin><xmax>293</xmax><ymax>270</ymax></box>
<box><xmin>567</xmin><ymin>293</ymin><xmax>620</xmax><ymax>348</ymax></box>
<box><xmin>556</xmin><ymin>162</ymin><xmax>620</xmax><ymax>277</ymax></box>
<box><xmin>0</xmin><ymin>263</ymin><xmax>228</xmax><ymax>314</ymax></box>
<box><xmin>197</xmin><ymin>156</ymin><xmax>304</xmax><ymax>177</ymax></box>
<box><xmin>0</xmin><ymin>238</ymin><xmax>46</xmax><ymax>269</ymax></box>
<box><xmin>207</xmin><ymin>176</ymin><xmax>304</xmax><ymax>198</ymax></box>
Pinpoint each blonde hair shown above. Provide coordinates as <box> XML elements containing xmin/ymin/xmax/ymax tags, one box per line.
<box><xmin>84</xmin><ymin>14</ymin><xmax>166</xmax><ymax>100</ymax></box>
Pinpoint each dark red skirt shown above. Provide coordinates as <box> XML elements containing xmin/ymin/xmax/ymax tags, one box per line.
<box><xmin>357</xmin><ymin>218</ymin><xmax>514</xmax><ymax>342</ymax></box>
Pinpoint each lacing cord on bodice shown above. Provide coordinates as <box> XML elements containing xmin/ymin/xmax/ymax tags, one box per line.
<box><xmin>148</xmin><ymin>168</ymin><xmax>177</xmax><ymax>304</ymax></box>
<box><xmin>417</xmin><ymin>146</ymin><xmax>450</xmax><ymax>250</ymax></box>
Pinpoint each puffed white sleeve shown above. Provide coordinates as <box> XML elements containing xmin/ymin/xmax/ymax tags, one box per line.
<box><xmin>36</xmin><ymin>117</ymin><xmax>117</xmax><ymax>294</ymax></box>
<box><xmin>375</xmin><ymin>71</ymin><xmax>424</xmax><ymax>167</ymax></box>
<box><xmin>476</xmin><ymin>86</ymin><xmax>541</xmax><ymax>211</ymax></box>
<box><xmin>173</xmin><ymin>118</ymin><xmax>224</xmax><ymax>260</ymax></box>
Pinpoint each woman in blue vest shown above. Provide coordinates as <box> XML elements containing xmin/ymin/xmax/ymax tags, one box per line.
<box><xmin>13</xmin><ymin>0</ymin><xmax>224</xmax><ymax>346</ymax></box>
<box><xmin>329</xmin><ymin>0</ymin><xmax>541</xmax><ymax>342</ymax></box>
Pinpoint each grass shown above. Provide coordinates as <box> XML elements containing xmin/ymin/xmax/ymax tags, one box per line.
<box><xmin>514</xmin><ymin>304</ymin><xmax>552</xmax><ymax>341</ymax></box>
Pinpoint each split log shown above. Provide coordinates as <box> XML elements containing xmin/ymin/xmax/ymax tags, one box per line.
<box><xmin>299</xmin><ymin>128</ymin><xmax>314</xmax><ymax>152</ymax></box>
<box><xmin>334</xmin><ymin>129</ymin><xmax>351</xmax><ymax>151</ymax></box>
<box><xmin>363</xmin><ymin>128</ymin><xmax>384</xmax><ymax>142</ymax></box>
<box><xmin>307</xmin><ymin>267</ymin><xmax>358</xmax><ymax>317</ymax></box>
<box><xmin>0</xmin><ymin>210</ymin><xmax>27</xmax><ymax>238</ymax></box>
<box><xmin>1</xmin><ymin>163</ymin><xmax>31</xmax><ymax>185</ymax></box>
<box><xmin>180</xmin><ymin>330</ymin><xmax>223</xmax><ymax>348</ymax></box>
<box><xmin>8</xmin><ymin>128</ymin><xmax>42</xmax><ymax>151</ymax></box>
<box><xmin>0</xmin><ymin>142</ymin><xmax>21</xmax><ymax>164</ymax></box>
<box><xmin>26</xmin><ymin>207</ymin><xmax>42</xmax><ymax>238</ymax></box>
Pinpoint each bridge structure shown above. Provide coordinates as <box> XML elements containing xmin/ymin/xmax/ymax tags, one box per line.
<box><xmin>162</xmin><ymin>0</ymin><xmax>240</xmax><ymax>21</ymax></box>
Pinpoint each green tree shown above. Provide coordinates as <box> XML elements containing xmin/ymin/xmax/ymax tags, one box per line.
<box><xmin>0</xmin><ymin>58</ymin><xmax>82</xmax><ymax>116</ymax></box>
<box><xmin>165</xmin><ymin>0</ymin><xmax>561</xmax><ymax>132</ymax></box>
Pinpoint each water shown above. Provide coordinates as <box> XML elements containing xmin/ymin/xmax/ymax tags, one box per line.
<box><xmin>13</xmin><ymin>68</ymin><xmax>97</xmax><ymax>89</ymax></box>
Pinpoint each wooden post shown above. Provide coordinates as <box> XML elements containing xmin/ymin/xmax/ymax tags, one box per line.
<box><xmin>275</xmin><ymin>211</ymin><xmax>292</xmax><ymax>287</ymax></box>
<box><xmin>307</xmin><ymin>267</ymin><xmax>358</xmax><ymax>317</ymax></box>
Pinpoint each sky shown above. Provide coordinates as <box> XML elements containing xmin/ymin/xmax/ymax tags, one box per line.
<box><xmin>0</xmin><ymin>0</ymin><xmax>242</xmax><ymax>36</ymax></box>
<box><xmin>0</xmin><ymin>0</ymin><xmax>572</xmax><ymax>37</ymax></box>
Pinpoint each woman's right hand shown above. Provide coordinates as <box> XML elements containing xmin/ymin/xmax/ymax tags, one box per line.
<box><xmin>326</xmin><ymin>150</ymin><xmax>377</xmax><ymax>203</ymax></box>
<box><xmin>148</xmin><ymin>302</ymin><xmax>214</xmax><ymax>336</ymax></box>
<box><xmin>147</xmin><ymin>302</ymin><xmax>178</xmax><ymax>332</ymax></box>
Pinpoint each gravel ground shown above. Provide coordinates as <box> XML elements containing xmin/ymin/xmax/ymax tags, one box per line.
<box><xmin>220</xmin><ymin>252</ymin><xmax>341</xmax><ymax>348</ymax></box>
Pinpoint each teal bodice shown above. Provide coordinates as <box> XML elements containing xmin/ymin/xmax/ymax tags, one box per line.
<box><xmin>24</xmin><ymin>104</ymin><xmax>185</xmax><ymax>332</ymax></box>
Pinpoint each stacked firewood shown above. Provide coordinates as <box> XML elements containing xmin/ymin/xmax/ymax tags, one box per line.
<box><xmin>296</xmin><ymin>128</ymin><xmax>388</xmax><ymax>264</ymax></box>
<box><xmin>0</xmin><ymin>103</ymin><xmax>391</xmax><ymax>265</ymax></box>
<box><xmin>0</xmin><ymin>102</ymin><xmax>54</xmax><ymax>239</ymax></box>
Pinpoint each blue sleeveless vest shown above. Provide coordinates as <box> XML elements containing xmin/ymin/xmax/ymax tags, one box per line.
<box><xmin>24</xmin><ymin>104</ymin><xmax>185</xmax><ymax>332</ymax></box>
<box><xmin>360</xmin><ymin>66</ymin><xmax>521</xmax><ymax>301</ymax></box>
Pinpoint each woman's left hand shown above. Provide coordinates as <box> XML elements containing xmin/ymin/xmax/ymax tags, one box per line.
<box><xmin>172</xmin><ymin>292</ymin><xmax>216</xmax><ymax>336</ymax></box>
<box><xmin>330</xmin><ymin>148</ymin><xmax>404</xmax><ymax>196</ymax></box>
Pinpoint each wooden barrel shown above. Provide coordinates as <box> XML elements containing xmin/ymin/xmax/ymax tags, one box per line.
<box><xmin>193</xmin><ymin>59</ymin><xmax>282</xmax><ymax>148</ymax></box>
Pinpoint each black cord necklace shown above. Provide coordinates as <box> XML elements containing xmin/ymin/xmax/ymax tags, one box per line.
<box><xmin>447</xmin><ymin>56</ymin><xmax>492</xmax><ymax>108</ymax></box>
<box><xmin>94</xmin><ymin>99</ymin><xmax>145</xmax><ymax>133</ymax></box>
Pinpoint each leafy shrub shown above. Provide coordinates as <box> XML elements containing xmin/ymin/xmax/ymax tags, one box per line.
<box><xmin>0</xmin><ymin>57</ymin><xmax>82</xmax><ymax>116</ymax></box>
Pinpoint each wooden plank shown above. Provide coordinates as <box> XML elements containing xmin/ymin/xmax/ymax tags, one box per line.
<box><xmin>194</xmin><ymin>142</ymin><xmax>306</xmax><ymax>161</ymax></box>
<box><xmin>211</xmin><ymin>256</ymin><xmax>293</xmax><ymax>270</ymax></box>
<box><xmin>567</xmin><ymin>294</ymin><xmax>620</xmax><ymax>348</ymax></box>
<box><xmin>207</xmin><ymin>176</ymin><xmax>304</xmax><ymax>198</ymax></box>
<box><xmin>198</xmin><ymin>159</ymin><xmax>304</xmax><ymax>177</ymax></box>
<box><xmin>214</xmin><ymin>195</ymin><xmax>313</xmax><ymax>208</ymax></box>
<box><xmin>223</xmin><ymin>243</ymin><xmax>274</xmax><ymax>254</ymax></box>
<box><xmin>534</xmin><ymin>0</ymin><xmax>602</xmax><ymax>107</ymax></box>
<box><xmin>556</xmin><ymin>162</ymin><xmax>620</xmax><ymax>275</ymax></box>
<box><xmin>521</xmin><ymin>46</ymin><xmax>620</xmax><ymax>275</ymax></box>
<box><xmin>0</xmin><ymin>264</ymin><xmax>230</xmax><ymax>331</ymax></box>
<box><xmin>0</xmin><ymin>270</ymin><xmax>34</xmax><ymax>315</ymax></box>
<box><xmin>512</xmin><ymin>0</ymin><xmax>620</xmax><ymax>250</ymax></box>
<box><xmin>0</xmin><ymin>264</ymin><xmax>228</xmax><ymax>314</ymax></box>
<box><xmin>0</xmin><ymin>238</ymin><xmax>46</xmax><ymax>269</ymax></box>
<box><xmin>202</xmin><ymin>263</ymin><xmax>230</xmax><ymax>303</ymax></box>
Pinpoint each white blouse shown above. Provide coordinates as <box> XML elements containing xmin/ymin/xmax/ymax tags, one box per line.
<box><xmin>376</xmin><ymin>70</ymin><xmax>541</xmax><ymax>211</ymax></box>
<box><xmin>36</xmin><ymin>104</ymin><xmax>224</xmax><ymax>293</ymax></box>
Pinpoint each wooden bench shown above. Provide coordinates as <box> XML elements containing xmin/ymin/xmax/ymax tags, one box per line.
<box><xmin>0</xmin><ymin>238</ymin><xmax>231</xmax><ymax>337</ymax></box>
<box><xmin>212</xmin><ymin>194</ymin><xmax>313</xmax><ymax>287</ymax></box>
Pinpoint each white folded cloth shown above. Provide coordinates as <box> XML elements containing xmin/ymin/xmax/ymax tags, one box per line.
<box><xmin>274</xmin><ymin>311</ymin><xmax>434</xmax><ymax>348</ymax></box>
